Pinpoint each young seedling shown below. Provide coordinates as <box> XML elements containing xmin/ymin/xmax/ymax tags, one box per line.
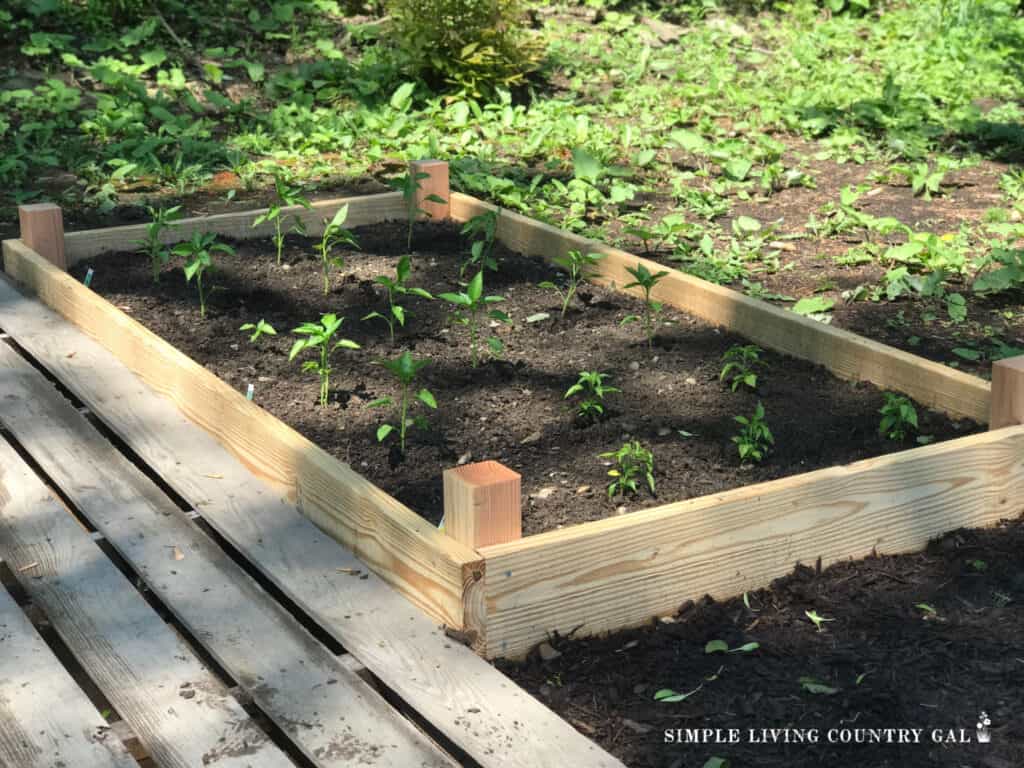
<box><xmin>391</xmin><ymin>170</ymin><xmax>447</xmax><ymax>252</ymax></box>
<box><xmin>136</xmin><ymin>204</ymin><xmax>182</xmax><ymax>283</ymax></box>
<box><xmin>438</xmin><ymin>271</ymin><xmax>510</xmax><ymax>367</ymax></box>
<box><xmin>368</xmin><ymin>350</ymin><xmax>436</xmax><ymax>454</ymax></box>
<box><xmin>564</xmin><ymin>371</ymin><xmax>618</xmax><ymax>423</ymax></box>
<box><xmin>878</xmin><ymin>392</ymin><xmax>918</xmax><ymax>441</ymax></box>
<box><xmin>600</xmin><ymin>440</ymin><xmax>655</xmax><ymax>499</ymax></box>
<box><xmin>288</xmin><ymin>313</ymin><xmax>360</xmax><ymax>407</ymax></box>
<box><xmin>253</xmin><ymin>174</ymin><xmax>311</xmax><ymax>265</ymax></box>
<box><xmin>539</xmin><ymin>250</ymin><xmax>605</xmax><ymax>317</ymax></box>
<box><xmin>173</xmin><ymin>231</ymin><xmax>233</xmax><ymax>318</ymax></box>
<box><xmin>316</xmin><ymin>205</ymin><xmax>359</xmax><ymax>295</ymax></box>
<box><xmin>805</xmin><ymin>609</ymin><xmax>835</xmax><ymax>632</ymax></box>
<box><xmin>239</xmin><ymin>319</ymin><xmax>276</xmax><ymax>342</ymax></box>
<box><xmin>621</xmin><ymin>262</ymin><xmax>670</xmax><ymax>347</ymax></box>
<box><xmin>704</xmin><ymin>640</ymin><xmax>760</xmax><ymax>654</ymax></box>
<box><xmin>719</xmin><ymin>344</ymin><xmax>764</xmax><ymax>392</ymax></box>
<box><xmin>732</xmin><ymin>402</ymin><xmax>774</xmax><ymax>463</ymax></box>
<box><xmin>460</xmin><ymin>209</ymin><xmax>500</xmax><ymax>276</ymax></box>
<box><xmin>362</xmin><ymin>255</ymin><xmax>433</xmax><ymax>343</ymax></box>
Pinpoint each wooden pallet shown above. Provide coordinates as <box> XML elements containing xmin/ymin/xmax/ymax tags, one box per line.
<box><xmin>5</xmin><ymin>167</ymin><xmax>1022</xmax><ymax>661</ymax></box>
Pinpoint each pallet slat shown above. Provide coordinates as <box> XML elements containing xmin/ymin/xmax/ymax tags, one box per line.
<box><xmin>0</xmin><ymin>274</ymin><xmax>626</xmax><ymax>768</ymax></box>
<box><xmin>0</xmin><ymin>343</ymin><xmax>455</xmax><ymax>768</ymax></box>
<box><xmin>0</xmin><ymin>585</ymin><xmax>137</xmax><ymax>768</ymax></box>
<box><xmin>450</xmin><ymin>193</ymin><xmax>991</xmax><ymax>423</ymax></box>
<box><xmin>2</xmin><ymin>237</ymin><xmax>480</xmax><ymax>631</ymax></box>
<box><xmin>0</xmin><ymin>438</ymin><xmax>290</xmax><ymax>768</ymax></box>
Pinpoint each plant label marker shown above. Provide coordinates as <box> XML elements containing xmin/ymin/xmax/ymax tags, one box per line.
<box><xmin>989</xmin><ymin>355</ymin><xmax>1024</xmax><ymax>429</ymax></box>
<box><xmin>443</xmin><ymin>460</ymin><xmax>521</xmax><ymax>548</ymax></box>
<box><xmin>83</xmin><ymin>268</ymin><xmax>94</xmax><ymax>287</ymax></box>
<box><xmin>18</xmin><ymin>203</ymin><xmax>67</xmax><ymax>270</ymax></box>
<box><xmin>246</xmin><ymin>383</ymin><xmax>255</xmax><ymax>401</ymax></box>
<box><xmin>409</xmin><ymin>159</ymin><xmax>450</xmax><ymax>221</ymax></box>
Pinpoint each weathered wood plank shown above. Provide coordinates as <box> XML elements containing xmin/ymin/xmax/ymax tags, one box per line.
<box><xmin>450</xmin><ymin>192</ymin><xmax>991</xmax><ymax>423</ymax></box>
<box><xmin>0</xmin><ymin>276</ymin><xmax>626</xmax><ymax>768</ymax></box>
<box><xmin>64</xmin><ymin>192</ymin><xmax>407</xmax><ymax>265</ymax></box>
<box><xmin>478</xmin><ymin>426</ymin><xmax>1024</xmax><ymax>658</ymax></box>
<box><xmin>2</xmin><ymin>237</ymin><xmax>480</xmax><ymax>631</ymax></box>
<box><xmin>0</xmin><ymin>585</ymin><xmax>137</xmax><ymax>768</ymax></box>
<box><xmin>0</xmin><ymin>439</ymin><xmax>290</xmax><ymax>768</ymax></box>
<box><xmin>0</xmin><ymin>344</ymin><xmax>456</xmax><ymax>768</ymax></box>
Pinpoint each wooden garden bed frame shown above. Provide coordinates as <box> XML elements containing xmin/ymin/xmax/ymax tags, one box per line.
<box><xmin>6</xmin><ymin>162</ymin><xmax>1024</xmax><ymax>660</ymax></box>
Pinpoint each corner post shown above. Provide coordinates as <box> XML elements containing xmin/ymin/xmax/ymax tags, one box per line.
<box><xmin>409</xmin><ymin>159</ymin><xmax>450</xmax><ymax>222</ymax></box>
<box><xmin>443</xmin><ymin>460</ymin><xmax>521</xmax><ymax>549</ymax></box>
<box><xmin>18</xmin><ymin>203</ymin><xmax>66</xmax><ymax>270</ymax></box>
<box><xmin>990</xmin><ymin>355</ymin><xmax>1024</xmax><ymax>429</ymax></box>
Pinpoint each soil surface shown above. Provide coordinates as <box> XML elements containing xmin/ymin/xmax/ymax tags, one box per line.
<box><xmin>499</xmin><ymin>517</ymin><xmax>1024</xmax><ymax>768</ymax></box>
<box><xmin>74</xmin><ymin>220</ymin><xmax>978</xmax><ymax>534</ymax></box>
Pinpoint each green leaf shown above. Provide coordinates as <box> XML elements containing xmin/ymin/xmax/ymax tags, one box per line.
<box><xmin>525</xmin><ymin>312</ymin><xmax>550</xmax><ymax>323</ymax></box>
<box><xmin>417</xmin><ymin>388</ymin><xmax>437</xmax><ymax>409</ymax></box>
<box><xmin>799</xmin><ymin>677</ymin><xmax>838</xmax><ymax>695</ymax></box>
<box><xmin>670</xmin><ymin>129</ymin><xmax>706</xmax><ymax>153</ymax></box>
<box><xmin>951</xmin><ymin>347</ymin><xmax>982</xmax><ymax>361</ymax></box>
<box><xmin>367</xmin><ymin>397</ymin><xmax>392</xmax><ymax>408</ymax></box>
<box><xmin>704</xmin><ymin>640</ymin><xmax>729</xmax><ymax>655</ymax></box>
<box><xmin>466</xmin><ymin>271</ymin><xmax>484</xmax><ymax>303</ymax></box>
<box><xmin>653</xmin><ymin>684</ymin><xmax>702</xmax><ymax>703</ymax></box>
<box><xmin>376</xmin><ymin>424</ymin><xmax>394</xmax><ymax>442</ymax></box>
<box><xmin>390</xmin><ymin>81</ymin><xmax>416</xmax><ymax>110</ymax></box>
<box><xmin>792</xmin><ymin>296</ymin><xmax>835</xmax><ymax>316</ymax></box>
<box><xmin>571</xmin><ymin>148</ymin><xmax>602</xmax><ymax>184</ymax></box>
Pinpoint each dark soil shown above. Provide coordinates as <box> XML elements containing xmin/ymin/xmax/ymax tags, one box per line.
<box><xmin>73</xmin><ymin>220</ymin><xmax>978</xmax><ymax>535</ymax></box>
<box><xmin>499</xmin><ymin>517</ymin><xmax>1024</xmax><ymax>768</ymax></box>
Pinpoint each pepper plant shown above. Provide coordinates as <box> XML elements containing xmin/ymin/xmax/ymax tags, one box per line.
<box><xmin>239</xmin><ymin>319</ymin><xmax>276</xmax><ymax>342</ymax></box>
<box><xmin>732</xmin><ymin>402</ymin><xmax>774</xmax><ymax>463</ymax></box>
<box><xmin>439</xmin><ymin>271</ymin><xmax>510</xmax><ymax>367</ymax></box>
<box><xmin>539</xmin><ymin>250</ymin><xmax>605</xmax><ymax>317</ymax></box>
<box><xmin>136</xmin><ymin>204</ymin><xmax>182</xmax><ymax>283</ymax></box>
<box><xmin>564</xmin><ymin>371</ymin><xmax>618</xmax><ymax>423</ymax></box>
<box><xmin>316</xmin><ymin>205</ymin><xmax>359</xmax><ymax>295</ymax></box>
<box><xmin>460</xmin><ymin>209</ymin><xmax>500</xmax><ymax>276</ymax></box>
<box><xmin>719</xmin><ymin>344</ymin><xmax>764</xmax><ymax>392</ymax></box>
<box><xmin>173</xmin><ymin>232</ymin><xmax>233</xmax><ymax>318</ymax></box>
<box><xmin>601</xmin><ymin>440</ymin><xmax>655</xmax><ymax>499</ymax></box>
<box><xmin>362</xmin><ymin>255</ymin><xmax>433</xmax><ymax>343</ymax></box>
<box><xmin>878</xmin><ymin>392</ymin><xmax>918</xmax><ymax>441</ymax></box>
<box><xmin>288</xmin><ymin>314</ymin><xmax>361</xmax><ymax>407</ymax></box>
<box><xmin>368</xmin><ymin>351</ymin><xmax>437</xmax><ymax>454</ymax></box>
<box><xmin>253</xmin><ymin>174</ymin><xmax>311</xmax><ymax>265</ymax></box>
<box><xmin>621</xmin><ymin>262</ymin><xmax>670</xmax><ymax>346</ymax></box>
<box><xmin>391</xmin><ymin>170</ymin><xmax>447</xmax><ymax>252</ymax></box>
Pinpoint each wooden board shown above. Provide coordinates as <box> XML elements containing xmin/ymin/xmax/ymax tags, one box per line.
<box><xmin>450</xmin><ymin>193</ymin><xmax>991</xmax><ymax>423</ymax></box>
<box><xmin>64</xmin><ymin>191</ymin><xmax>407</xmax><ymax>265</ymax></box>
<box><xmin>2</xmin><ymin>237</ymin><xmax>481</xmax><ymax>630</ymax></box>
<box><xmin>0</xmin><ymin>438</ymin><xmax>290</xmax><ymax>768</ymax></box>
<box><xmin>0</xmin><ymin>344</ymin><xmax>455</xmax><ymax>768</ymax></box>
<box><xmin>0</xmin><ymin>276</ymin><xmax>626</xmax><ymax>768</ymax></box>
<box><xmin>478</xmin><ymin>425</ymin><xmax>1024</xmax><ymax>658</ymax></box>
<box><xmin>0</xmin><ymin>585</ymin><xmax>137</xmax><ymax>768</ymax></box>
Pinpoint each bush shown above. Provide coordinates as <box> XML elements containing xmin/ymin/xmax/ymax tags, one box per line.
<box><xmin>383</xmin><ymin>0</ymin><xmax>541</xmax><ymax>96</ymax></box>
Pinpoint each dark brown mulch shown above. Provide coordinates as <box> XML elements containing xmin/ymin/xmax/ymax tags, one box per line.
<box><xmin>72</xmin><ymin>220</ymin><xmax>977</xmax><ymax>534</ymax></box>
<box><xmin>499</xmin><ymin>518</ymin><xmax>1024</xmax><ymax>768</ymax></box>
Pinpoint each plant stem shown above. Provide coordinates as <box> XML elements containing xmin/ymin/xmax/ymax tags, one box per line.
<box><xmin>275</xmin><ymin>218</ymin><xmax>283</xmax><ymax>265</ymax></box>
<box><xmin>197</xmin><ymin>272</ymin><xmax>206</xmax><ymax>318</ymax></box>
<box><xmin>399</xmin><ymin>384</ymin><xmax>409</xmax><ymax>454</ymax></box>
<box><xmin>319</xmin><ymin>346</ymin><xmax>329</xmax><ymax>406</ymax></box>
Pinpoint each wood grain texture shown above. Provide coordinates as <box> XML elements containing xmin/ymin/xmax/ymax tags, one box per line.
<box><xmin>989</xmin><ymin>355</ymin><xmax>1024</xmax><ymax>429</ymax></box>
<box><xmin>63</xmin><ymin>192</ymin><xmax>407</xmax><ymax>265</ymax></box>
<box><xmin>2</xmin><ymin>238</ymin><xmax>480</xmax><ymax>630</ymax></box>
<box><xmin>0</xmin><ymin>440</ymin><xmax>290</xmax><ymax>768</ymax></box>
<box><xmin>450</xmin><ymin>193</ymin><xmax>991</xmax><ymax>423</ymax></box>
<box><xmin>0</xmin><ymin>585</ymin><xmax>137</xmax><ymax>768</ymax></box>
<box><xmin>444</xmin><ymin>461</ymin><xmax>522</xmax><ymax>548</ymax></box>
<box><xmin>0</xmin><ymin>276</ymin><xmax>626</xmax><ymax>768</ymax></box>
<box><xmin>18</xmin><ymin>204</ymin><xmax>65</xmax><ymax>270</ymax></box>
<box><xmin>478</xmin><ymin>426</ymin><xmax>1024</xmax><ymax>658</ymax></box>
<box><xmin>0</xmin><ymin>344</ymin><xmax>456</xmax><ymax>768</ymax></box>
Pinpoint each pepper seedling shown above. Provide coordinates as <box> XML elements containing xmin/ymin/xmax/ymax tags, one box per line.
<box><xmin>539</xmin><ymin>250</ymin><xmax>605</xmax><ymax>317</ymax></box>
<box><xmin>600</xmin><ymin>440</ymin><xmax>655</xmax><ymax>499</ymax></box>
<box><xmin>439</xmin><ymin>271</ymin><xmax>510</xmax><ymax>367</ymax></box>
<box><xmin>316</xmin><ymin>205</ymin><xmax>359</xmax><ymax>295</ymax></box>
<box><xmin>252</xmin><ymin>174</ymin><xmax>310</xmax><ymax>265</ymax></box>
<box><xmin>173</xmin><ymin>231</ymin><xmax>233</xmax><ymax>318</ymax></box>
<box><xmin>368</xmin><ymin>350</ymin><xmax>437</xmax><ymax>455</ymax></box>
<box><xmin>136</xmin><ymin>204</ymin><xmax>182</xmax><ymax>284</ymax></box>
<box><xmin>391</xmin><ymin>170</ymin><xmax>447</xmax><ymax>252</ymax></box>
<box><xmin>460</xmin><ymin>209</ymin><xmax>500</xmax><ymax>276</ymax></box>
<box><xmin>362</xmin><ymin>255</ymin><xmax>433</xmax><ymax>343</ymax></box>
<box><xmin>564</xmin><ymin>370</ymin><xmax>618</xmax><ymax>423</ymax></box>
<box><xmin>239</xmin><ymin>319</ymin><xmax>277</xmax><ymax>343</ymax></box>
<box><xmin>288</xmin><ymin>314</ymin><xmax>360</xmax><ymax>407</ymax></box>
<box><xmin>621</xmin><ymin>262</ymin><xmax>669</xmax><ymax>346</ymax></box>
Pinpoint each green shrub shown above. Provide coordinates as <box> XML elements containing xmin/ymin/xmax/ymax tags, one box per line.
<box><xmin>383</xmin><ymin>0</ymin><xmax>541</xmax><ymax>96</ymax></box>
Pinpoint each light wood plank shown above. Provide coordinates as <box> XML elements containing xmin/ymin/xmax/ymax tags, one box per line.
<box><xmin>0</xmin><ymin>345</ymin><xmax>455</xmax><ymax>768</ymax></box>
<box><xmin>0</xmin><ymin>277</ymin><xmax>625</xmax><ymax>768</ymax></box>
<box><xmin>0</xmin><ymin>439</ymin><xmax>290</xmax><ymax>768</ymax></box>
<box><xmin>990</xmin><ymin>355</ymin><xmax>1024</xmax><ymax>429</ymax></box>
<box><xmin>478</xmin><ymin>425</ymin><xmax>1024</xmax><ymax>658</ymax></box>
<box><xmin>18</xmin><ymin>204</ymin><xmax>65</xmax><ymax>270</ymax></box>
<box><xmin>64</xmin><ymin>192</ymin><xmax>407</xmax><ymax>265</ymax></box>
<box><xmin>0</xmin><ymin>585</ymin><xmax>137</xmax><ymax>768</ymax></box>
<box><xmin>450</xmin><ymin>192</ymin><xmax>991</xmax><ymax>423</ymax></box>
<box><xmin>2</xmin><ymin>238</ymin><xmax>480</xmax><ymax>630</ymax></box>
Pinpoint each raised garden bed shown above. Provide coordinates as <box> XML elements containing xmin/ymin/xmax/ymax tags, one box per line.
<box><xmin>5</xmin><ymin>162</ymin><xmax>1023</xmax><ymax>660</ymax></box>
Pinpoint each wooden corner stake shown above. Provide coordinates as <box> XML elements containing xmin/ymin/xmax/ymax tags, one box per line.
<box><xmin>409</xmin><ymin>159</ymin><xmax>450</xmax><ymax>222</ymax></box>
<box><xmin>18</xmin><ymin>203</ymin><xmax>66</xmax><ymax>270</ymax></box>
<box><xmin>990</xmin><ymin>355</ymin><xmax>1024</xmax><ymax>429</ymax></box>
<box><xmin>443</xmin><ymin>461</ymin><xmax>521</xmax><ymax>549</ymax></box>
